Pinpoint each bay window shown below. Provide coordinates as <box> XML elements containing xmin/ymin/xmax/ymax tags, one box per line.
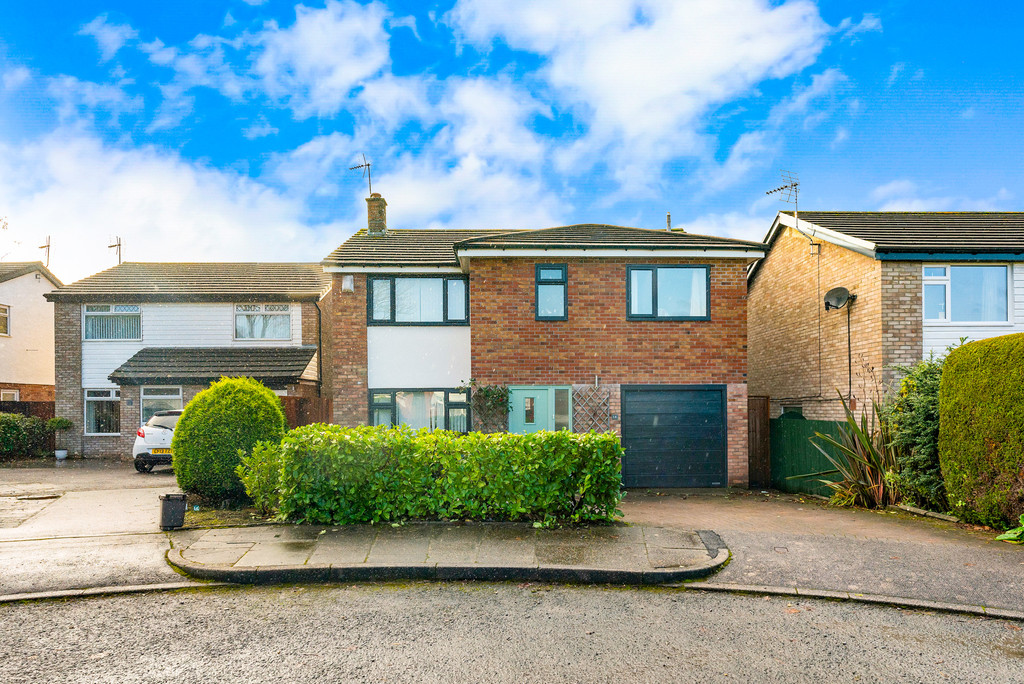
<box><xmin>84</xmin><ymin>304</ymin><xmax>141</xmax><ymax>340</ymax></box>
<box><xmin>368</xmin><ymin>276</ymin><xmax>469</xmax><ymax>325</ymax></box>
<box><xmin>922</xmin><ymin>265</ymin><xmax>1008</xmax><ymax>323</ymax></box>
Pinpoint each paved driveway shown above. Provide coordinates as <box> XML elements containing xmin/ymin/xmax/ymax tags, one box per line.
<box><xmin>622</xmin><ymin>489</ymin><xmax>1024</xmax><ymax>611</ymax></box>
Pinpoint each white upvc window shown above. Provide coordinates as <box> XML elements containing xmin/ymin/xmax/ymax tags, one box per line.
<box><xmin>1</xmin><ymin>389</ymin><xmax>19</xmax><ymax>401</ymax></box>
<box><xmin>84</xmin><ymin>304</ymin><xmax>141</xmax><ymax>340</ymax></box>
<box><xmin>922</xmin><ymin>264</ymin><xmax>1009</xmax><ymax>323</ymax></box>
<box><xmin>84</xmin><ymin>388</ymin><xmax>121</xmax><ymax>435</ymax></box>
<box><xmin>234</xmin><ymin>303</ymin><xmax>291</xmax><ymax>340</ymax></box>
<box><xmin>0</xmin><ymin>304</ymin><xmax>9</xmax><ymax>336</ymax></box>
<box><xmin>140</xmin><ymin>386</ymin><xmax>183</xmax><ymax>424</ymax></box>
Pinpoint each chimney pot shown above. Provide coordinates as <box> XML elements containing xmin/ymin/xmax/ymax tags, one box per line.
<box><xmin>366</xmin><ymin>194</ymin><xmax>387</xmax><ymax>236</ymax></box>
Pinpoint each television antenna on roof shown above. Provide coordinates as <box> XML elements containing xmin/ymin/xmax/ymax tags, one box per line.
<box><xmin>39</xmin><ymin>235</ymin><xmax>50</xmax><ymax>267</ymax></box>
<box><xmin>349</xmin><ymin>153</ymin><xmax>372</xmax><ymax>195</ymax></box>
<box><xmin>766</xmin><ymin>170</ymin><xmax>813</xmax><ymax>243</ymax></box>
<box><xmin>108</xmin><ymin>236</ymin><xmax>122</xmax><ymax>265</ymax></box>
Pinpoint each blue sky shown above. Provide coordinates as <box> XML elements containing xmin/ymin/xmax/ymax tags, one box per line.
<box><xmin>0</xmin><ymin>1</ymin><xmax>1021</xmax><ymax>280</ymax></box>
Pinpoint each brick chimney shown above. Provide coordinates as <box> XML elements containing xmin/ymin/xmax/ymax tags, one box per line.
<box><xmin>366</xmin><ymin>193</ymin><xmax>387</xmax><ymax>237</ymax></box>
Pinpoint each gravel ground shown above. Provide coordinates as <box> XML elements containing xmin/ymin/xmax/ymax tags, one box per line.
<box><xmin>2</xmin><ymin>583</ymin><xmax>1022</xmax><ymax>683</ymax></box>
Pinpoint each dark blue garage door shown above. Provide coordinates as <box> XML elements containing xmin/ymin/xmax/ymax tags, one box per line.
<box><xmin>620</xmin><ymin>385</ymin><xmax>727</xmax><ymax>488</ymax></box>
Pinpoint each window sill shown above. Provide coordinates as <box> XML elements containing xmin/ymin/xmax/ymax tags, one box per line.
<box><xmin>922</xmin><ymin>321</ymin><xmax>1014</xmax><ymax>327</ymax></box>
<box><xmin>83</xmin><ymin>433</ymin><xmax>121</xmax><ymax>437</ymax></box>
<box><xmin>626</xmin><ymin>316</ymin><xmax>711</xmax><ymax>322</ymax></box>
<box><xmin>83</xmin><ymin>339</ymin><xmax>143</xmax><ymax>343</ymax></box>
<box><xmin>367</xmin><ymin>321</ymin><xmax>470</xmax><ymax>327</ymax></box>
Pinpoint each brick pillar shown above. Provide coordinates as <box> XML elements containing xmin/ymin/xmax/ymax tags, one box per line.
<box><xmin>330</xmin><ymin>273</ymin><xmax>368</xmax><ymax>426</ymax></box>
<box><xmin>726</xmin><ymin>383</ymin><xmax>749</xmax><ymax>487</ymax></box>
<box><xmin>881</xmin><ymin>262</ymin><xmax>923</xmax><ymax>391</ymax></box>
<box><xmin>53</xmin><ymin>303</ymin><xmax>83</xmax><ymax>456</ymax></box>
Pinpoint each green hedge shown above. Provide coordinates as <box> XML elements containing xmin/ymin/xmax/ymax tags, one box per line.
<box><xmin>172</xmin><ymin>377</ymin><xmax>286</xmax><ymax>502</ymax></box>
<box><xmin>938</xmin><ymin>333</ymin><xmax>1024</xmax><ymax>527</ymax></box>
<box><xmin>0</xmin><ymin>413</ymin><xmax>50</xmax><ymax>459</ymax></box>
<box><xmin>237</xmin><ymin>425</ymin><xmax>624</xmax><ymax>525</ymax></box>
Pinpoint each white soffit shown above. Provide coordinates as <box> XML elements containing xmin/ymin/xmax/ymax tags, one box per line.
<box><xmin>774</xmin><ymin>213</ymin><xmax>877</xmax><ymax>257</ymax></box>
<box><xmin>322</xmin><ymin>265</ymin><xmax>465</xmax><ymax>273</ymax></box>
<box><xmin>454</xmin><ymin>248</ymin><xmax>765</xmax><ymax>259</ymax></box>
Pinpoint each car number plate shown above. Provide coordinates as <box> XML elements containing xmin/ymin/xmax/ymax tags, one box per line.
<box><xmin>151</xmin><ymin>448</ymin><xmax>172</xmax><ymax>454</ymax></box>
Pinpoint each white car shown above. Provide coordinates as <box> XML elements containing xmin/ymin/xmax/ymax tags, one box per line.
<box><xmin>133</xmin><ymin>410</ymin><xmax>181</xmax><ymax>473</ymax></box>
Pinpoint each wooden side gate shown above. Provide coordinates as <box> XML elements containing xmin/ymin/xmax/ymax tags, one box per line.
<box><xmin>279</xmin><ymin>396</ymin><xmax>332</xmax><ymax>430</ymax></box>
<box><xmin>747</xmin><ymin>395</ymin><xmax>770</xmax><ymax>489</ymax></box>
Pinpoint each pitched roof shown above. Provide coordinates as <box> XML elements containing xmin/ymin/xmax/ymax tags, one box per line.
<box><xmin>45</xmin><ymin>262</ymin><xmax>331</xmax><ymax>303</ymax></box>
<box><xmin>783</xmin><ymin>211</ymin><xmax>1024</xmax><ymax>254</ymax></box>
<box><xmin>456</xmin><ymin>224</ymin><xmax>765</xmax><ymax>251</ymax></box>
<box><xmin>0</xmin><ymin>261</ymin><xmax>63</xmax><ymax>287</ymax></box>
<box><xmin>323</xmin><ymin>225</ymin><xmax>765</xmax><ymax>268</ymax></box>
<box><xmin>108</xmin><ymin>346</ymin><xmax>318</xmax><ymax>388</ymax></box>
<box><xmin>322</xmin><ymin>229</ymin><xmax>510</xmax><ymax>267</ymax></box>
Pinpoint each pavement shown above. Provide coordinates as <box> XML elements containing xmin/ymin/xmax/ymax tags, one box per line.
<box><xmin>3</xmin><ymin>459</ymin><xmax>1024</xmax><ymax>620</ymax></box>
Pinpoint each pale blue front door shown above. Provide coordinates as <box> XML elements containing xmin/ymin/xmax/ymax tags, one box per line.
<box><xmin>508</xmin><ymin>386</ymin><xmax>571</xmax><ymax>434</ymax></box>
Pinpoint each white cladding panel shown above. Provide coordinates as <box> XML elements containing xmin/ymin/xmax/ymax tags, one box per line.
<box><xmin>81</xmin><ymin>302</ymin><xmax>302</xmax><ymax>388</ymax></box>
<box><xmin>0</xmin><ymin>272</ymin><xmax>57</xmax><ymax>385</ymax></box>
<box><xmin>922</xmin><ymin>263</ymin><xmax>1024</xmax><ymax>357</ymax></box>
<box><xmin>367</xmin><ymin>327</ymin><xmax>471</xmax><ymax>388</ymax></box>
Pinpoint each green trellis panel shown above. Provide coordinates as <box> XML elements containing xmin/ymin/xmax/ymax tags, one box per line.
<box><xmin>769</xmin><ymin>418</ymin><xmax>844</xmax><ymax>497</ymax></box>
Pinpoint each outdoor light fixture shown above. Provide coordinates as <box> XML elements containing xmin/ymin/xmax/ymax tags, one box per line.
<box><xmin>824</xmin><ymin>287</ymin><xmax>858</xmax><ymax>406</ymax></box>
<box><xmin>341</xmin><ymin>275</ymin><xmax>354</xmax><ymax>292</ymax></box>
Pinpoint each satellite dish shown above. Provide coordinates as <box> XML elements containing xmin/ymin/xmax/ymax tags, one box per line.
<box><xmin>824</xmin><ymin>287</ymin><xmax>854</xmax><ymax>310</ymax></box>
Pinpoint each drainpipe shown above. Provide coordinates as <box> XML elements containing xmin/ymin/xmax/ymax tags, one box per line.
<box><xmin>313</xmin><ymin>298</ymin><xmax>323</xmax><ymax>398</ymax></box>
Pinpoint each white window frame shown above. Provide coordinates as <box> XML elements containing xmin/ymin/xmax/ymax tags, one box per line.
<box><xmin>233</xmin><ymin>303</ymin><xmax>292</xmax><ymax>341</ymax></box>
<box><xmin>140</xmin><ymin>386</ymin><xmax>183</xmax><ymax>426</ymax></box>
<box><xmin>84</xmin><ymin>388</ymin><xmax>121</xmax><ymax>436</ymax></box>
<box><xmin>1</xmin><ymin>389</ymin><xmax>19</xmax><ymax>401</ymax></box>
<box><xmin>83</xmin><ymin>304</ymin><xmax>142</xmax><ymax>341</ymax></box>
<box><xmin>922</xmin><ymin>264</ymin><xmax>1012</xmax><ymax>325</ymax></box>
<box><xmin>0</xmin><ymin>303</ymin><xmax>9</xmax><ymax>336</ymax></box>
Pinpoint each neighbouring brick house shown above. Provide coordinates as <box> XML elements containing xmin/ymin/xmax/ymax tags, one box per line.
<box><xmin>0</xmin><ymin>262</ymin><xmax>62</xmax><ymax>402</ymax></box>
<box><xmin>45</xmin><ymin>263</ymin><xmax>332</xmax><ymax>457</ymax></box>
<box><xmin>748</xmin><ymin>211</ymin><xmax>1024</xmax><ymax>420</ymax></box>
<box><xmin>323</xmin><ymin>193</ymin><xmax>765</xmax><ymax>487</ymax></box>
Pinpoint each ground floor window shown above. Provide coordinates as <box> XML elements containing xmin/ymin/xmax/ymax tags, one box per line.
<box><xmin>369</xmin><ymin>389</ymin><xmax>471</xmax><ymax>432</ymax></box>
<box><xmin>0</xmin><ymin>389</ymin><xmax>18</xmax><ymax>402</ymax></box>
<box><xmin>85</xmin><ymin>389</ymin><xmax>120</xmax><ymax>435</ymax></box>
<box><xmin>141</xmin><ymin>386</ymin><xmax>183</xmax><ymax>424</ymax></box>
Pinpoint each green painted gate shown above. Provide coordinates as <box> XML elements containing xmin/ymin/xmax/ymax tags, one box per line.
<box><xmin>769</xmin><ymin>418</ymin><xmax>843</xmax><ymax>497</ymax></box>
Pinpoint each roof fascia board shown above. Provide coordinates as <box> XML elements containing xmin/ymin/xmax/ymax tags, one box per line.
<box><xmin>44</xmin><ymin>293</ymin><xmax>320</xmax><ymax>303</ymax></box>
<box><xmin>453</xmin><ymin>248</ymin><xmax>764</xmax><ymax>259</ymax></box>
<box><xmin>775</xmin><ymin>213</ymin><xmax>877</xmax><ymax>257</ymax></box>
<box><xmin>876</xmin><ymin>252</ymin><xmax>1024</xmax><ymax>261</ymax></box>
<box><xmin>322</xmin><ymin>265</ymin><xmax>464</xmax><ymax>273</ymax></box>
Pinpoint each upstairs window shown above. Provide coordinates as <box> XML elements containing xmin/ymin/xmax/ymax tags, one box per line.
<box><xmin>535</xmin><ymin>264</ymin><xmax>568</xmax><ymax>320</ymax></box>
<box><xmin>84</xmin><ymin>304</ymin><xmax>141</xmax><ymax>340</ymax></box>
<box><xmin>923</xmin><ymin>265</ymin><xmax>1008</xmax><ymax>323</ymax></box>
<box><xmin>235</xmin><ymin>304</ymin><xmax>291</xmax><ymax>340</ymax></box>
<box><xmin>0</xmin><ymin>304</ymin><xmax>8</xmax><ymax>335</ymax></box>
<box><xmin>368</xmin><ymin>276</ymin><xmax>469</xmax><ymax>325</ymax></box>
<box><xmin>627</xmin><ymin>266</ymin><xmax>709</xmax><ymax>320</ymax></box>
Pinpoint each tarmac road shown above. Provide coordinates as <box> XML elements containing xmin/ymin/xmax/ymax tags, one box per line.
<box><xmin>2</xmin><ymin>583</ymin><xmax>1022</xmax><ymax>683</ymax></box>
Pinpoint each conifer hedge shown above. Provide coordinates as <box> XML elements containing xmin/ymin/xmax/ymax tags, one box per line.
<box><xmin>938</xmin><ymin>333</ymin><xmax>1024</xmax><ymax>527</ymax></box>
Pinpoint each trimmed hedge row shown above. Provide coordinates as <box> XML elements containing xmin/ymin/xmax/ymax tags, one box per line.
<box><xmin>172</xmin><ymin>377</ymin><xmax>286</xmax><ymax>501</ymax></box>
<box><xmin>237</xmin><ymin>425</ymin><xmax>624</xmax><ymax>525</ymax></box>
<box><xmin>0</xmin><ymin>413</ymin><xmax>49</xmax><ymax>459</ymax></box>
<box><xmin>938</xmin><ymin>333</ymin><xmax>1024</xmax><ymax>527</ymax></box>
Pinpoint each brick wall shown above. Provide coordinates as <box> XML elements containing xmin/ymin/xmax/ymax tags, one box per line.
<box><xmin>748</xmin><ymin>227</ymin><xmax>884</xmax><ymax>421</ymax></box>
<box><xmin>53</xmin><ymin>303</ymin><xmax>84</xmax><ymax>455</ymax></box>
<box><xmin>881</xmin><ymin>261</ymin><xmax>923</xmax><ymax>390</ymax></box>
<box><xmin>329</xmin><ymin>273</ymin><xmax>368</xmax><ymax>425</ymax></box>
<box><xmin>470</xmin><ymin>257</ymin><xmax>750</xmax><ymax>486</ymax></box>
<box><xmin>0</xmin><ymin>382</ymin><xmax>54</xmax><ymax>401</ymax></box>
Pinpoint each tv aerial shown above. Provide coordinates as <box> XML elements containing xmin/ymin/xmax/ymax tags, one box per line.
<box><xmin>108</xmin><ymin>236</ymin><xmax>122</xmax><ymax>265</ymax></box>
<box><xmin>766</xmin><ymin>170</ymin><xmax>814</xmax><ymax>243</ymax></box>
<box><xmin>349</xmin><ymin>153</ymin><xmax>372</xmax><ymax>195</ymax></box>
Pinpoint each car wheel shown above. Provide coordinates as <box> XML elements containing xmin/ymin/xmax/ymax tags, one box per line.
<box><xmin>135</xmin><ymin>461</ymin><xmax>153</xmax><ymax>473</ymax></box>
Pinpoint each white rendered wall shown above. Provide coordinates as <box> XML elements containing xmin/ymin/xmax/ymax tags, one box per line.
<box><xmin>82</xmin><ymin>302</ymin><xmax>302</xmax><ymax>388</ymax></box>
<box><xmin>922</xmin><ymin>263</ymin><xmax>1024</xmax><ymax>358</ymax></box>
<box><xmin>367</xmin><ymin>327</ymin><xmax>471</xmax><ymax>388</ymax></box>
<box><xmin>0</xmin><ymin>272</ymin><xmax>57</xmax><ymax>385</ymax></box>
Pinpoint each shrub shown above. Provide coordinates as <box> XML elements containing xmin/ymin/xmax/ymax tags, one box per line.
<box><xmin>238</xmin><ymin>425</ymin><xmax>624</xmax><ymax>525</ymax></box>
<box><xmin>172</xmin><ymin>377</ymin><xmax>286</xmax><ymax>502</ymax></box>
<box><xmin>805</xmin><ymin>395</ymin><xmax>899</xmax><ymax>509</ymax></box>
<box><xmin>880</xmin><ymin>353</ymin><xmax>947</xmax><ymax>512</ymax></box>
<box><xmin>0</xmin><ymin>413</ymin><xmax>49</xmax><ymax>459</ymax></box>
<box><xmin>939</xmin><ymin>333</ymin><xmax>1024</xmax><ymax>528</ymax></box>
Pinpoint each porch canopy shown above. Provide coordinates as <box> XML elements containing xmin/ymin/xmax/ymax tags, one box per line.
<box><xmin>108</xmin><ymin>346</ymin><xmax>317</xmax><ymax>389</ymax></box>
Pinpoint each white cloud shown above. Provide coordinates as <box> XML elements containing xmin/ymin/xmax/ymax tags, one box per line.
<box><xmin>79</xmin><ymin>15</ymin><xmax>139</xmax><ymax>62</ymax></box>
<box><xmin>46</xmin><ymin>76</ymin><xmax>143</xmax><ymax>124</ymax></box>
<box><xmin>450</xmin><ymin>0</ymin><xmax>831</xmax><ymax>192</ymax></box>
<box><xmin>831</xmin><ymin>126</ymin><xmax>849</xmax><ymax>148</ymax></box>
<box><xmin>243</xmin><ymin>117</ymin><xmax>279</xmax><ymax>139</ymax></box>
<box><xmin>2</xmin><ymin>67</ymin><xmax>31</xmax><ymax>91</ymax></box>
<box><xmin>960</xmin><ymin>107</ymin><xmax>976</xmax><ymax>120</ymax></box>
<box><xmin>0</xmin><ymin>130</ymin><xmax>338</xmax><ymax>281</ymax></box>
<box><xmin>886</xmin><ymin>62</ymin><xmax>904</xmax><ymax>86</ymax></box>
<box><xmin>439</xmin><ymin>78</ymin><xmax>550</xmax><ymax>164</ymax></box>
<box><xmin>704</xmin><ymin>131</ymin><xmax>772</xmax><ymax>191</ymax></box>
<box><xmin>837</xmin><ymin>14</ymin><xmax>882</xmax><ymax>41</ymax></box>
<box><xmin>674</xmin><ymin>210</ymin><xmax>768</xmax><ymax>243</ymax></box>
<box><xmin>255</xmin><ymin>0</ymin><xmax>391</xmax><ymax>117</ymax></box>
<box><xmin>870</xmin><ymin>179</ymin><xmax>1013</xmax><ymax>211</ymax></box>
<box><xmin>268</xmin><ymin>131</ymin><xmax>359</xmax><ymax>200</ymax></box>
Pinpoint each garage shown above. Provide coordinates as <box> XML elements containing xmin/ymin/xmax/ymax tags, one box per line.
<box><xmin>620</xmin><ymin>385</ymin><xmax>727</xmax><ymax>488</ymax></box>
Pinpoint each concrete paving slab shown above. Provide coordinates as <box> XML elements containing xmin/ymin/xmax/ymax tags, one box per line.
<box><xmin>645</xmin><ymin>546</ymin><xmax>713</xmax><ymax>569</ymax></box>
<box><xmin>426</xmin><ymin>526</ymin><xmax>481</xmax><ymax>564</ymax></box>
<box><xmin>307</xmin><ymin>527</ymin><xmax>377</xmax><ymax>565</ymax></box>
<box><xmin>198</xmin><ymin>525</ymin><xmax>320</xmax><ymax>543</ymax></box>
<box><xmin>235</xmin><ymin>541</ymin><xmax>316</xmax><ymax>568</ymax></box>
<box><xmin>643</xmin><ymin>527</ymin><xmax>704</xmax><ymax>550</ymax></box>
<box><xmin>0</xmin><ymin>488</ymin><xmax>179</xmax><ymax>540</ymax></box>
<box><xmin>182</xmin><ymin>542</ymin><xmax>254</xmax><ymax>566</ymax></box>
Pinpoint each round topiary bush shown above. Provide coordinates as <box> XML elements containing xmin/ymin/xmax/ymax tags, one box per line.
<box><xmin>172</xmin><ymin>377</ymin><xmax>286</xmax><ymax>502</ymax></box>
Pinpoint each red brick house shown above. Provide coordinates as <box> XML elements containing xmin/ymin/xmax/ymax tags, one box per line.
<box><xmin>323</xmin><ymin>194</ymin><xmax>765</xmax><ymax>487</ymax></box>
